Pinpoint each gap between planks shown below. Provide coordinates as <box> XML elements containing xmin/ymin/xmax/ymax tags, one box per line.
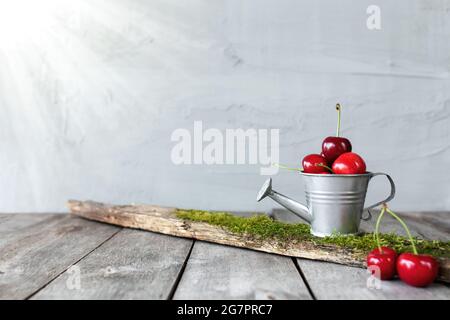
<box><xmin>167</xmin><ymin>240</ymin><xmax>196</xmax><ymax>300</ymax></box>
<box><xmin>292</xmin><ymin>258</ymin><xmax>317</xmax><ymax>300</ymax></box>
<box><xmin>170</xmin><ymin>241</ymin><xmax>314</xmax><ymax>300</ymax></box>
<box><xmin>24</xmin><ymin>227</ymin><xmax>124</xmax><ymax>300</ymax></box>
<box><xmin>0</xmin><ymin>214</ymin><xmax>121</xmax><ymax>300</ymax></box>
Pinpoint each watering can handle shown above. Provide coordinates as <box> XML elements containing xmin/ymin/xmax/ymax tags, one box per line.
<box><xmin>362</xmin><ymin>173</ymin><xmax>396</xmax><ymax>221</ymax></box>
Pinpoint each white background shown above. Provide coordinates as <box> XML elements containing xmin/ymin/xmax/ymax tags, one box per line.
<box><xmin>0</xmin><ymin>0</ymin><xmax>449</xmax><ymax>213</ymax></box>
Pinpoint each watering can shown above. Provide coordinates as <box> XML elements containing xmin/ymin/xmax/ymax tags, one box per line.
<box><xmin>257</xmin><ymin>172</ymin><xmax>395</xmax><ymax>237</ymax></box>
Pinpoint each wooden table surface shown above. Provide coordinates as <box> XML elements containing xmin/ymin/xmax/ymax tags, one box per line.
<box><xmin>0</xmin><ymin>210</ymin><xmax>449</xmax><ymax>300</ymax></box>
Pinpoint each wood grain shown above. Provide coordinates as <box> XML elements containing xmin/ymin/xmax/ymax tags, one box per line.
<box><xmin>0</xmin><ymin>214</ymin><xmax>119</xmax><ymax>300</ymax></box>
<box><xmin>1</xmin><ymin>212</ymin><xmax>448</xmax><ymax>300</ymax></box>
<box><xmin>68</xmin><ymin>200</ymin><xmax>450</xmax><ymax>283</ymax></box>
<box><xmin>174</xmin><ymin>241</ymin><xmax>311</xmax><ymax>300</ymax></box>
<box><xmin>32</xmin><ymin>228</ymin><xmax>193</xmax><ymax>300</ymax></box>
<box><xmin>0</xmin><ymin>213</ymin><xmax>64</xmax><ymax>247</ymax></box>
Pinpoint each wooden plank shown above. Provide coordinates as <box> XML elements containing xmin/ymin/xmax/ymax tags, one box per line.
<box><xmin>0</xmin><ymin>214</ymin><xmax>12</xmax><ymax>226</ymax></box>
<box><xmin>360</xmin><ymin>211</ymin><xmax>449</xmax><ymax>242</ymax></box>
<box><xmin>173</xmin><ymin>241</ymin><xmax>312</xmax><ymax>300</ymax></box>
<box><xmin>296</xmin><ymin>259</ymin><xmax>450</xmax><ymax>300</ymax></box>
<box><xmin>0</xmin><ymin>213</ymin><xmax>63</xmax><ymax>247</ymax></box>
<box><xmin>0</xmin><ymin>215</ymin><xmax>119</xmax><ymax>300</ymax></box>
<box><xmin>379</xmin><ymin>211</ymin><xmax>450</xmax><ymax>241</ymax></box>
<box><xmin>32</xmin><ymin>229</ymin><xmax>193</xmax><ymax>300</ymax></box>
<box><xmin>68</xmin><ymin>200</ymin><xmax>450</xmax><ymax>283</ymax></box>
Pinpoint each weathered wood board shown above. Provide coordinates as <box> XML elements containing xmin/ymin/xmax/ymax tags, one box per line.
<box><xmin>174</xmin><ymin>241</ymin><xmax>312</xmax><ymax>300</ymax></box>
<box><xmin>0</xmin><ymin>214</ymin><xmax>64</xmax><ymax>247</ymax></box>
<box><xmin>32</xmin><ymin>229</ymin><xmax>193</xmax><ymax>300</ymax></box>
<box><xmin>68</xmin><ymin>200</ymin><xmax>450</xmax><ymax>284</ymax></box>
<box><xmin>1</xmin><ymin>212</ymin><xmax>448</xmax><ymax>300</ymax></box>
<box><xmin>0</xmin><ymin>214</ymin><xmax>119</xmax><ymax>300</ymax></box>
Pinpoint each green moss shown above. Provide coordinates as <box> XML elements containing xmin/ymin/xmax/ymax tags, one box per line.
<box><xmin>176</xmin><ymin>209</ymin><xmax>450</xmax><ymax>258</ymax></box>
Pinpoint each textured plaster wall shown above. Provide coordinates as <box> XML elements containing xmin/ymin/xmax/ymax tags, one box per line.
<box><xmin>0</xmin><ymin>0</ymin><xmax>449</xmax><ymax>213</ymax></box>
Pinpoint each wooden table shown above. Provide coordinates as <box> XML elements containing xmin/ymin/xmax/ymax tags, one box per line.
<box><xmin>0</xmin><ymin>210</ymin><xmax>449</xmax><ymax>300</ymax></box>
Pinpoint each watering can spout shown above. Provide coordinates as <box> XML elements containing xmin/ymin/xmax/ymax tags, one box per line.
<box><xmin>257</xmin><ymin>178</ymin><xmax>312</xmax><ymax>223</ymax></box>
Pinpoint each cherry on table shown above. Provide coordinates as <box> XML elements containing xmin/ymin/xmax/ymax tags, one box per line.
<box><xmin>367</xmin><ymin>246</ymin><xmax>397</xmax><ymax>280</ymax></box>
<box><xmin>397</xmin><ymin>253</ymin><xmax>439</xmax><ymax>287</ymax></box>
<box><xmin>381</xmin><ymin>206</ymin><xmax>439</xmax><ymax>288</ymax></box>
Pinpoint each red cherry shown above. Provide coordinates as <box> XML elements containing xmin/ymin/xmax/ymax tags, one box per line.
<box><xmin>321</xmin><ymin>104</ymin><xmax>352</xmax><ymax>163</ymax></box>
<box><xmin>302</xmin><ymin>154</ymin><xmax>329</xmax><ymax>174</ymax></box>
<box><xmin>322</xmin><ymin>137</ymin><xmax>352</xmax><ymax>163</ymax></box>
<box><xmin>397</xmin><ymin>253</ymin><xmax>439</xmax><ymax>287</ymax></box>
<box><xmin>367</xmin><ymin>247</ymin><xmax>397</xmax><ymax>280</ymax></box>
<box><xmin>332</xmin><ymin>152</ymin><xmax>366</xmax><ymax>174</ymax></box>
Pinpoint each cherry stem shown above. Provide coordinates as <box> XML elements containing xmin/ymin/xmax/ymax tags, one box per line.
<box><xmin>374</xmin><ymin>206</ymin><xmax>386</xmax><ymax>252</ymax></box>
<box><xmin>384</xmin><ymin>205</ymin><xmax>418</xmax><ymax>255</ymax></box>
<box><xmin>336</xmin><ymin>103</ymin><xmax>341</xmax><ymax>137</ymax></box>
<box><xmin>273</xmin><ymin>163</ymin><xmax>302</xmax><ymax>172</ymax></box>
<box><xmin>316</xmin><ymin>163</ymin><xmax>333</xmax><ymax>173</ymax></box>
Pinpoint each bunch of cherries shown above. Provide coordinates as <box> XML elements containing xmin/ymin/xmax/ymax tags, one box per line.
<box><xmin>367</xmin><ymin>204</ymin><xmax>439</xmax><ymax>287</ymax></box>
<box><xmin>302</xmin><ymin>104</ymin><xmax>366</xmax><ymax>175</ymax></box>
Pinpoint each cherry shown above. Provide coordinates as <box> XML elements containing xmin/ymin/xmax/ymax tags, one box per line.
<box><xmin>322</xmin><ymin>104</ymin><xmax>352</xmax><ymax>163</ymax></box>
<box><xmin>302</xmin><ymin>154</ymin><xmax>330</xmax><ymax>174</ymax></box>
<box><xmin>367</xmin><ymin>247</ymin><xmax>397</xmax><ymax>280</ymax></box>
<box><xmin>332</xmin><ymin>152</ymin><xmax>366</xmax><ymax>174</ymax></box>
<box><xmin>397</xmin><ymin>253</ymin><xmax>439</xmax><ymax>287</ymax></box>
<box><xmin>367</xmin><ymin>206</ymin><xmax>397</xmax><ymax>280</ymax></box>
<box><xmin>322</xmin><ymin>137</ymin><xmax>352</xmax><ymax>164</ymax></box>
<box><xmin>382</xmin><ymin>205</ymin><xmax>439</xmax><ymax>287</ymax></box>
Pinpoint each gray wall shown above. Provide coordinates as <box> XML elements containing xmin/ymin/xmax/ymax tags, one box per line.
<box><xmin>1</xmin><ymin>0</ymin><xmax>449</xmax><ymax>213</ymax></box>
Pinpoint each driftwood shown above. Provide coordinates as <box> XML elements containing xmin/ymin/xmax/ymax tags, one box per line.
<box><xmin>68</xmin><ymin>200</ymin><xmax>450</xmax><ymax>283</ymax></box>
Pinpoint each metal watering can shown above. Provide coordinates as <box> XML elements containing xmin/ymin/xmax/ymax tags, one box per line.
<box><xmin>257</xmin><ymin>172</ymin><xmax>395</xmax><ymax>237</ymax></box>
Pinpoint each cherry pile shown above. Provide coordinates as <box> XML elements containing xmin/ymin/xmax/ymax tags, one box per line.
<box><xmin>367</xmin><ymin>204</ymin><xmax>439</xmax><ymax>287</ymax></box>
<box><xmin>302</xmin><ymin>104</ymin><xmax>366</xmax><ymax>174</ymax></box>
